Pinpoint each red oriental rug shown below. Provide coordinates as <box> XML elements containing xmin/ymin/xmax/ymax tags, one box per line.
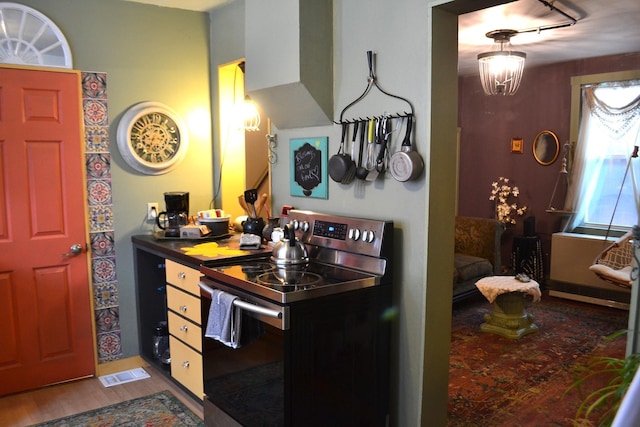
<box><xmin>448</xmin><ymin>292</ymin><xmax>629</xmax><ymax>427</ymax></box>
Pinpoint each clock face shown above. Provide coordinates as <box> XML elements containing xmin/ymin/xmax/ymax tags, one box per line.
<box><xmin>130</xmin><ymin>112</ymin><xmax>181</xmax><ymax>163</ymax></box>
<box><xmin>117</xmin><ymin>102</ymin><xmax>188</xmax><ymax>175</ymax></box>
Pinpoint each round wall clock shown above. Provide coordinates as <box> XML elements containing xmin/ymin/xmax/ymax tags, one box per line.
<box><xmin>116</xmin><ymin>101</ymin><xmax>188</xmax><ymax>175</ymax></box>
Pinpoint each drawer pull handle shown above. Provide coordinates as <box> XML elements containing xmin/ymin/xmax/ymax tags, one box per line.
<box><xmin>182</xmin><ymin>361</ymin><xmax>190</xmax><ymax>368</ymax></box>
<box><xmin>180</xmin><ymin>325</ymin><xmax>188</xmax><ymax>332</ymax></box>
<box><xmin>178</xmin><ymin>272</ymin><xmax>186</xmax><ymax>279</ymax></box>
<box><xmin>180</xmin><ymin>305</ymin><xmax>187</xmax><ymax>312</ymax></box>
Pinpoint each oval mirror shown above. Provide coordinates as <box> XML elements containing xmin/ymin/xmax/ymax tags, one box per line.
<box><xmin>533</xmin><ymin>130</ymin><xmax>559</xmax><ymax>166</ymax></box>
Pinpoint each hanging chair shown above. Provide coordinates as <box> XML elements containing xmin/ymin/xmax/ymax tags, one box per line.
<box><xmin>588</xmin><ymin>146</ymin><xmax>639</xmax><ymax>288</ymax></box>
<box><xmin>589</xmin><ymin>231</ymin><xmax>635</xmax><ymax>288</ymax></box>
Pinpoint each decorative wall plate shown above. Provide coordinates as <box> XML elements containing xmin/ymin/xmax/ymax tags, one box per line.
<box><xmin>0</xmin><ymin>2</ymin><xmax>72</xmax><ymax>68</ymax></box>
<box><xmin>116</xmin><ymin>102</ymin><xmax>188</xmax><ymax>175</ymax></box>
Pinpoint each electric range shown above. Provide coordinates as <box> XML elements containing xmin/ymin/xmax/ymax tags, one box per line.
<box><xmin>198</xmin><ymin>210</ymin><xmax>394</xmax><ymax>427</ymax></box>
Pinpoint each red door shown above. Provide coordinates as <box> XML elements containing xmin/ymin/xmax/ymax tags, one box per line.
<box><xmin>0</xmin><ymin>66</ymin><xmax>95</xmax><ymax>396</ymax></box>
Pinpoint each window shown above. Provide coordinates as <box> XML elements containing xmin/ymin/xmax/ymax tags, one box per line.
<box><xmin>565</xmin><ymin>71</ymin><xmax>640</xmax><ymax>234</ymax></box>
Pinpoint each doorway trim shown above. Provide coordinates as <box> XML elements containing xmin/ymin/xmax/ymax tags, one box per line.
<box><xmin>424</xmin><ymin>0</ymin><xmax>514</xmax><ymax>424</ymax></box>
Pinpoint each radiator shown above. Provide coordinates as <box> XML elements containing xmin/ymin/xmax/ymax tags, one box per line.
<box><xmin>550</xmin><ymin>232</ymin><xmax>630</xmax><ymax>308</ymax></box>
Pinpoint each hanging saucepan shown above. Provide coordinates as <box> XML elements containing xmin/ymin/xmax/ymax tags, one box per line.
<box><xmin>329</xmin><ymin>122</ymin><xmax>356</xmax><ymax>184</ymax></box>
<box><xmin>389</xmin><ymin>114</ymin><xmax>424</xmax><ymax>182</ymax></box>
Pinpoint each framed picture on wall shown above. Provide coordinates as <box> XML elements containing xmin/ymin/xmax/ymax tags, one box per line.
<box><xmin>290</xmin><ymin>137</ymin><xmax>328</xmax><ymax>199</ymax></box>
<box><xmin>511</xmin><ymin>137</ymin><xmax>524</xmax><ymax>154</ymax></box>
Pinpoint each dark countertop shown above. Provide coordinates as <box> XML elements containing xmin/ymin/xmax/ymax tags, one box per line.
<box><xmin>132</xmin><ymin>233</ymin><xmax>271</xmax><ymax>269</ymax></box>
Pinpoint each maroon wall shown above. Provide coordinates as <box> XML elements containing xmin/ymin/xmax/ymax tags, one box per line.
<box><xmin>457</xmin><ymin>52</ymin><xmax>640</xmax><ymax>273</ymax></box>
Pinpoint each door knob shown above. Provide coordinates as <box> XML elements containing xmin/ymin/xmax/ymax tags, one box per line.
<box><xmin>62</xmin><ymin>243</ymin><xmax>83</xmax><ymax>257</ymax></box>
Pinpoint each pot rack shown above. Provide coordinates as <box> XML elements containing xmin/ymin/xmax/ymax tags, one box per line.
<box><xmin>336</xmin><ymin>51</ymin><xmax>414</xmax><ymax>124</ymax></box>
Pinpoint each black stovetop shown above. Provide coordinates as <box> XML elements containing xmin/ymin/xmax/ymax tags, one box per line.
<box><xmin>200</xmin><ymin>257</ymin><xmax>380</xmax><ymax>304</ymax></box>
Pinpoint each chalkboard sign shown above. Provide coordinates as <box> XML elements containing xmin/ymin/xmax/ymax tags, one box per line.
<box><xmin>290</xmin><ymin>137</ymin><xmax>328</xmax><ymax>198</ymax></box>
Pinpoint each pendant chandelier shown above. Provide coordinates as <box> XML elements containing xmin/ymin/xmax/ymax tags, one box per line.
<box><xmin>477</xmin><ymin>30</ymin><xmax>526</xmax><ymax>96</ymax></box>
<box><xmin>476</xmin><ymin>0</ymin><xmax>579</xmax><ymax>96</ymax></box>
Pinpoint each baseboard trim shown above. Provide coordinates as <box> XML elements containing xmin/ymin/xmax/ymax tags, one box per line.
<box><xmin>549</xmin><ymin>290</ymin><xmax>630</xmax><ymax>310</ymax></box>
<box><xmin>96</xmin><ymin>355</ymin><xmax>148</xmax><ymax>377</ymax></box>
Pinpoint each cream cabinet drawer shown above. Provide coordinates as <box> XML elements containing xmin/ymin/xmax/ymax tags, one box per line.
<box><xmin>169</xmin><ymin>336</ymin><xmax>203</xmax><ymax>399</ymax></box>
<box><xmin>168</xmin><ymin>310</ymin><xmax>202</xmax><ymax>352</ymax></box>
<box><xmin>165</xmin><ymin>259</ymin><xmax>201</xmax><ymax>296</ymax></box>
<box><xmin>167</xmin><ymin>285</ymin><xmax>201</xmax><ymax>325</ymax></box>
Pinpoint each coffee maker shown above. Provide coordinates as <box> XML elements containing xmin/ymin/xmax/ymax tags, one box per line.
<box><xmin>156</xmin><ymin>192</ymin><xmax>189</xmax><ymax>237</ymax></box>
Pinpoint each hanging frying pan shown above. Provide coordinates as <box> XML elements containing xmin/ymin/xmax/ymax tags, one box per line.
<box><xmin>329</xmin><ymin>122</ymin><xmax>356</xmax><ymax>184</ymax></box>
<box><xmin>389</xmin><ymin>114</ymin><xmax>424</xmax><ymax>182</ymax></box>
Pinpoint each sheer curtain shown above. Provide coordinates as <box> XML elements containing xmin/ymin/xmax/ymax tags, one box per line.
<box><xmin>564</xmin><ymin>81</ymin><xmax>640</xmax><ymax>231</ymax></box>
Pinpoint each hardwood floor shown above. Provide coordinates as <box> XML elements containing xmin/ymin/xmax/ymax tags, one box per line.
<box><xmin>0</xmin><ymin>360</ymin><xmax>203</xmax><ymax>426</ymax></box>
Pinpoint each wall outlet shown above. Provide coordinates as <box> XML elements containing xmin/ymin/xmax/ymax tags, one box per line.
<box><xmin>147</xmin><ymin>202</ymin><xmax>159</xmax><ymax>221</ymax></box>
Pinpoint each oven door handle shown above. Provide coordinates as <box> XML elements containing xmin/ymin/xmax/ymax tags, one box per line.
<box><xmin>198</xmin><ymin>281</ymin><xmax>283</xmax><ymax>320</ymax></box>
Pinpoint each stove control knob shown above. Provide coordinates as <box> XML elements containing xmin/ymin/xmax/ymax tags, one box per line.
<box><xmin>291</xmin><ymin>219</ymin><xmax>299</xmax><ymax>230</ymax></box>
<box><xmin>301</xmin><ymin>221</ymin><xmax>310</xmax><ymax>232</ymax></box>
<box><xmin>363</xmin><ymin>230</ymin><xmax>375</xmax><ymax>243</ymax></box>
<box><xmin>349</xmin><ymin>228</ymin><xmax>361</xmax><ymax>241</ymax></box>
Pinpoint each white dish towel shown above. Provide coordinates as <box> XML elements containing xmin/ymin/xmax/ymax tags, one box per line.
<box><xmin>205</xmin><ymin>289</ymin><xmax>241</xmax><ymax>348</ymax></box>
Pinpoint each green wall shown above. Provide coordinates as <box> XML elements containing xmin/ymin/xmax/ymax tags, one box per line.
<box><xmin>13</xmin><ymin>0</ymin><xmax>458</xmax><ymax>425</ymax></box>
<box><xmin>15</xmin><ymin>0</ymin><xmax>213</xmax><ymax>360</ymax></box>
<box><xmin>210</xmin><ymin>1</ymin><xmax>453</xmax><ymax>425</ymax></box>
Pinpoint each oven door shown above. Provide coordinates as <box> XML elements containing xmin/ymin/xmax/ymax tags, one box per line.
<box><xmin>199</xmin><ymin>279</ymin><xmax>289</xmax><ymax>427</ymax></box>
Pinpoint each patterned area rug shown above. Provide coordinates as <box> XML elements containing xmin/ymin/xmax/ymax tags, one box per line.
<box><xmin>31</xmin><ymin>391</ymin><xmax>203</xmax><ymax>427</ymax></box>
<box><xmin>448</xmin><ymin>292</ymin><xmax>629</xmax><ymax>427</ymax></box>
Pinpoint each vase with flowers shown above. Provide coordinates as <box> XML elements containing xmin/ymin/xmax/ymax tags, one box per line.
<box><xmin>489</xmin><ymin>177</ymin><xmax>527</xmax><ymax>227</ymax></box>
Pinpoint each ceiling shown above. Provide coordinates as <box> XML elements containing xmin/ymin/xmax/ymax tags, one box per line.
<box><xmin>121</xmin><ymin>0</ymin><xmax>640</xmax><ymax>76</ymax></box>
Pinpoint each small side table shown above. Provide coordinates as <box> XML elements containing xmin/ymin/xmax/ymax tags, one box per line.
<box><xmin>475</xmin><ymin>276</ymin><xmax>541</xmax><ymax>339</ymax></box>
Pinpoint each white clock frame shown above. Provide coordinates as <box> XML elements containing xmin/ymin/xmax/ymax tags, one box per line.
<box><xmin>116</xmin><ymin>101</ymin><xmax>189</xmax><ymax>175</ymax></box>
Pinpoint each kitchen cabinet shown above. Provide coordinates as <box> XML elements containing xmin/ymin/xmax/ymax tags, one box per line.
<box><xmin>166</xmin><ymin>259</ymin><xmax>204</xmax><ymax>398</ymax></box>
<box><xmin>132</xmin><ymin>235</ymin><xmax>270</xmax><ymax>401</ymax></box>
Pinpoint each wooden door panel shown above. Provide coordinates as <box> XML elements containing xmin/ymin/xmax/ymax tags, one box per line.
<box><xmin>0</xmin><ymin>142</ymin><xmax>7</xmax><ymax>238</ymax></box>
<box><xmin>0</xmin><ymin>67</ymin><xmax>95</xmax><ymax>396</ymax></box>
<box><xmin>23</xmin><ymin>88</ymin><xmax>61</xmax><ymax>123</ymax></box>
<box><xmin>27</xmin><ymin>141</ymin><xmax>65</xmax><ymax>236</ymax></box>
<box><xmin>0</xmin><ymin>272</ymin><xmax>20</xmax><ymax>367</ymax></box>
<box><xmin>34</xmin><ymin>266</ymin><xmax>74</xmax><ymax>359</ymax></box>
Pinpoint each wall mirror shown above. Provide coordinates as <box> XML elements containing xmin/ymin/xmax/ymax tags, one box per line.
<box><xmin>533</xmin><ymin>130</ymin><xmax>560</xmax><ymax>166</ymax></box>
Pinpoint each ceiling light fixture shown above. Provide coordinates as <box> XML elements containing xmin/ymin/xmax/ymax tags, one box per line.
<box><xmin>477</xmin><ymin>0</ymin><xmax>579</xmax><ymax>96</ymax></box>
<box><xmin>478</xmin><ymin>29</ymin><xmax>526</xmax><ymax>96</ymax></box>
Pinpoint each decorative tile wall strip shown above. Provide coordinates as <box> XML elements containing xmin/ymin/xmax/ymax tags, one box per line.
<box><xmin>81</xmin><ymin>72</ymin><xmax>123</xmax><ymax>363</ymax></box>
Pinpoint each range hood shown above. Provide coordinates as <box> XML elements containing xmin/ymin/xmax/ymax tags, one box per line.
<box><xmin>245</xmin><ymin>0</ymin><xmax>333</xmax><ymax>129</ymax></box>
